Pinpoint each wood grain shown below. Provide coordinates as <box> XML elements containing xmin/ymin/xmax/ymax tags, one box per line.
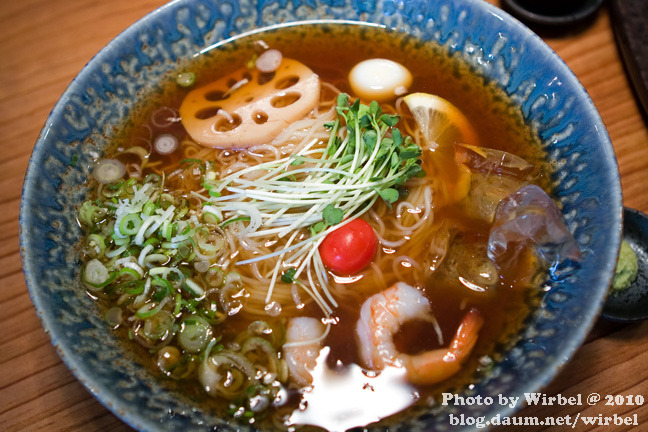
<box><xmin>1</xmin><ymin>1</ymin><xmax>646</xmax><ymax>431</ymax></box>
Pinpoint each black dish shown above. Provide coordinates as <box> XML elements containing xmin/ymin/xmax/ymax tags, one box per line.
<box><xmin>501</xmin><ymin>0</ymin><xmax>605</xmax><ymax>27</ymax></box>
<box><xmin>602</xmin><ymin>207</ymin><xmax>648</xmax><ymax>322</ymax></box>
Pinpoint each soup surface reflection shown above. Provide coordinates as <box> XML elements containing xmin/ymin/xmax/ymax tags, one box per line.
<box><xmin>77</xmin><ymin>23</ymin><xmax>578</xmax><ymax>431</ymax></box>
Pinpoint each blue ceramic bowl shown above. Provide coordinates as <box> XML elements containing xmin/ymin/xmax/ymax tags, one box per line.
<box><xmin>20</xmin><ymin>0</ymin><xmax>622</xmax><ymax>431</ymax></box>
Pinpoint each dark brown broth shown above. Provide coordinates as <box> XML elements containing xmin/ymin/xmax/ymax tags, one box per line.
<box><xmin>109</xmin><ymin>22</ymin><xmax>549</xmax><ymax>428</ymax></box>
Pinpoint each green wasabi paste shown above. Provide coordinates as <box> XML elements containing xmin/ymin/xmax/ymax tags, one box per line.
<box><xmin>612</xmin><ymin>240</ymin><xmax>638</xmax><ymax>292</ymax></box>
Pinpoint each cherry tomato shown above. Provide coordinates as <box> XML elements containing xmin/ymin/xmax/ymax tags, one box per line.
<box><xmin>319</xmin><ymin>218</ymin><xmax>377</xmax><ymax>275</ymax></box>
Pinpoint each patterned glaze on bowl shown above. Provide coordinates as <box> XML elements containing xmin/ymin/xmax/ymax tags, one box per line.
<box><xmin>19</xmin><ymin>0</ymin><xmax>622</xmax><ymax>431</ymax></box>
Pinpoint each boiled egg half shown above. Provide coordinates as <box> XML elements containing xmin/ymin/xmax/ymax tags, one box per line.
<box><xmin>349</xmin><ymin>59</ymin><xmax>412</xmax><ymax>102</ymax></box>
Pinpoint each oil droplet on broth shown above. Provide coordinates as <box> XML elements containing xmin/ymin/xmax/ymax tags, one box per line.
<box><xmin>287</xmin><ymin>347</ymin><xmax>418</xmax><ymax>431</ymax></box>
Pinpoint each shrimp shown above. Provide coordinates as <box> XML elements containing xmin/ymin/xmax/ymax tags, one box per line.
<box><xmin>356</xmin><ymin>282</ymin><xmax>483</xmax><ymax>385</ymax></box>
<box><xmin>283</xmin><ymin>317</ymin><xmax>326</xmax><ymax>386</ymax></box>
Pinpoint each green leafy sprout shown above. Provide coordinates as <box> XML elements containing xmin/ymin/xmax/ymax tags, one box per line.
<box><xmin>199</xmin><ymin>94</ymin><xmax>425</xmax><ymax>314</ymax></box>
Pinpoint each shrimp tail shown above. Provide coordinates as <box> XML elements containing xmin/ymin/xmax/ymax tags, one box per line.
<box><xmin>399</xmin><ymin>307</ymin><xmax>483</xmax><ymax>385</ymax></box>
<box><xmin>451</xmin><ymin>307</ymin><xmax>483</xmax><ymax>359</ymax></box>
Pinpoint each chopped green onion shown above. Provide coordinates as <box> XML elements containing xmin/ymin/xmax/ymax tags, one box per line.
<box><xmin>173</xmin><ymin>293</ymin><xmax>182</xmax><ymax>316</ymax></box>
<box><xmin>105</xmin><ymin>307</ymin><xmax>123</xmax><ymax>327</ymax></box>
<box><xmin>143</xmin><ymin>237</ymin><xmax>161</xmax><ymax>248</ymax></box>
<box><xmin>141</xmin><ymin>310</ymin><xmax>174</xmax><ymax>340</ymax></box>
<box><xmin>202</xmin><ymin>205</ymin><xmax>222</xmax><ymax>224</ymax></box>
<box><xmin>136</xmin><ymin>300</ymin><xmax>167</xmax><ymax>319</ymax></box>
<box><xmin>92</xmin><ymin>159</ymin><xmax>126</xmax><ymax>184</ymax></box>
<box><xmin>183</xmin><ymin>279</ymin><xmax>205</xmax><ymax>298</ymax></box>
<box><xmin>105</xmin><ymin>244</ymin><xmax>128</xmax><ymax>259</ymax></box>
<box><xmin>220</xmin><ymin>216</ymin><xmax>251</xmax><ymax>228</ymax></box>
<box><xmin>152</xmin><ymin>275</ymin><xmax>173</xmax><ymax>301</ymax></box>
<box><xmin>83</xmin><ymin>259</ymin><xmax>116</xmax><ymax>291</ymax></box>
<box><xmin>118</xmin><ymin>267</ymin><xmax>141</xmax><ymax>280</ymax></box>
<box><xmin>119</xmin><ymin>213</ymin><xmax>143</xmax><ymax>236</ymax></box>
<box><xmin>78</xmin><ymin>201</ymin><xmax>107</xmax><ymax>226</ymax></box>
<box><xmin>113</xmin><ymin>234</ymin><xmax>131</xmax><ymax>246</ymax></box>
<box><xmin>123</xmin><ymin>280</ymin><xmax>145</xmax><ymax>295</ymax></box>
<box><xmin>154</xmin><ymin>134</ymin><xmax>179</xmax><ymax>155</ymax></box>
<box><xmin>178</xmin><ymin>315</ymin><xmax>212</xmax><ymax>353</ymax></box>
<box><xmin>143</xmin><ymin>201</ymin><xmax>157</xmax><ymax>216</ymax></box>
<box><xmin>176</xmin><ymin>72</ymin><xmax>196</xmax><ymax>87</ymax></box>
<box><xmin>86</xmin><ymin>234</ymin><xmax>106</xmax><ymax>258</ymax></box>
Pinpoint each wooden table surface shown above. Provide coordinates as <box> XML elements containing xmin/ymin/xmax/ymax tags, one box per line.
<box><xmin>1</xmin><ymin>1</ymin><xmax>647</xmax><ymax>431</ymax></box>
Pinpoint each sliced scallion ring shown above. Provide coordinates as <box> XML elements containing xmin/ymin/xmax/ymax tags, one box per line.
<box><xmin>241</xmin><ymin>336</ymin><xmax>280</xmax><ymax>373</ymax></box>
<box><xmin>92</xmin><ymin>159</ymin><xmax>126</xmax><ymax>184</ymax></box>
<box><xmin>123</xmin><ymin>280</ymin><xmax>145</xmax><ymax>295</ymax></box>
<box><xmin>176</xmin><ymin>72</ymin><xmax>196</xmax><ymax>87</ymax></box>
<box><xmin>141</xmin><ymin>310</ymin><xmax>175</xmax><ymax>340</ymax></box>
<box><xmin>154</xmin><ymin>134</ymin><xmax>180</xmax><ymax>155</ymax></box>
<box><xmin>86</xmin><ymin>234</ymin><xmax>106</xmax><ymax>258</ymax></box>
<box><xmin>118</xmin><ymin>267</ymin><xmax>141</xmax><ymax>281</ymax></box>
<box><xmin>178</xmin><ymin>315</ymin><xmax>212</xmax><ymax>353</ymax></box>
<box><xmin>105</xmin><ymin>307</ymin><xmax>123</xmax><ymax>327</ymax></box>
<box><xmin>119</xmin><ymin>213</ymin><xmax>143</xmax><ymax>236</ymax></box>
<box><xmin>136</xmin><ymin>298</ymin><xmax>168</xmax><ymax>319</ymax></box>
<box><xmin>152</xmin><ymin>275</ymin><xmax>173</xmax><ymax>291</ymax></box>
<box><xmin>143</xmin><ymin>200</ymin><xmax>157</xmax><ymax>216</ymax></box>
<box><xmin>83</xmin><ymin>259</ymin><xmax>116</xmax><ymax>291</ymax></box>
<box><xmin>183</xmin><ymin>279</ymin><xmax>205</xmax><ymax>298</ymax></box>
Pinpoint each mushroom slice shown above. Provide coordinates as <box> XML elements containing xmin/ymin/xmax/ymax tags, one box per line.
<box><xmin>180</xmin><ymin>58</ymin><xmax>320</xmax><ymax>149</ymax></box>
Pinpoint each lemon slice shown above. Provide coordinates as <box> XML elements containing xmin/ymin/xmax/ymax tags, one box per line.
<box><xmin>403</xmin><ymin>92</ymin><xmax>478</xmax><ymax>149</ymax></box>
<box><xmin>403</xmin><ymin>92</ymin><xmax>477</xmax><ymax>205</ymax></box>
